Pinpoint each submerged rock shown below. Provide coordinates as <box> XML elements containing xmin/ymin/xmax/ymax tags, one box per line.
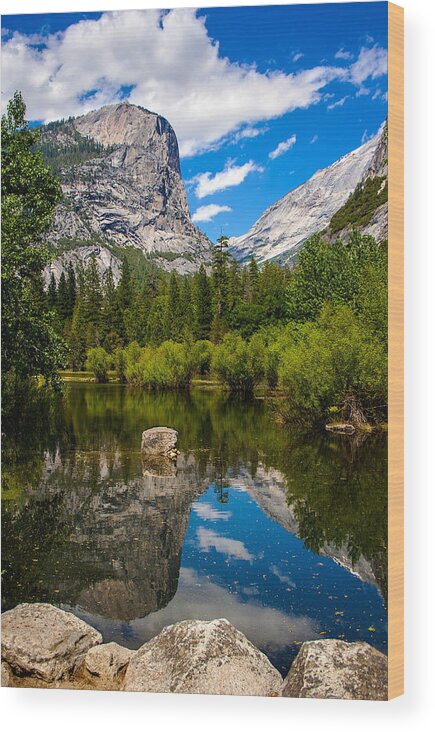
<box><xmin>141</xmin><ymin>427</ymin><xmax>178</xmax><ymax>457</ymax></box>
<box><xmin>123</xmin><ymin>618</ymin><xmax>283</xmax><ymax>696</ymax></box>
<box><xmin>1</xmin><ymin>603</ymin><xmax>102</xmax><ymax>682</ymax></box>
<box><xmin>141</xmin><ymin>454</ymin><xmax>178</xmax><ymax>477</ymax></box>
<box><xmin>325</xmin><ymin>423</ymin><xmax>356</xmax><ymax>434</ymax></box>
<box><xmin>282</xmin><ymin>639</ymin><xmax>387</xmax><ymax>700</ymax></box>
<box><xmin>84</xmin><ymin>642</ymin><xmax>134</xmax><ymax>684</ymax></box>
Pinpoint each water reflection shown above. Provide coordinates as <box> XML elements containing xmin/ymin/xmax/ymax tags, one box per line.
<box><xmin>2</xmin><ymin>384</ymin><xmax>387</xmax><ymax>674</ymax></box>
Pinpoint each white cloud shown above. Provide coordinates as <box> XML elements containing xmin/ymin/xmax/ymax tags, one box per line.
<box><xmin>197</xmin><ymin>527</ymin><xmax>254</xmax><ymax>561</ymax></box>
<box><xmin>335</xmin><ymin>48</ymin><xmax>353</xmax><ymax>60</ymax></box>
<box><xmin>0</xmin><ymin>8</ymin><xmax>350</xmax><ymax>157</ymax></box>
<box><xmin>349</xmin><ymin>45</ymin><xmax>388</xmax><ymax>86</ymax></box>
<box><xmin>310</xmin><ymin>134</ymin><xmax>319</xmax><ymax>144</ymax></box>
<box><xmin>230</xmin><ymin>125</ymin><xmax>268</xmax><ymax>144</ymax></box>
<box><xmin>192</xmin><ymin>503</ymin><xmax>232</xmax><ymax>520</ymax></box>
<box><xmin>356</xmin><ymin>86</ymin><xmax>370</xmax><ymax>97</ymax></box>
<box><xmin>372</xmin><ymin>88</ymin><xmax>382</xmax><ymax>100</ymax></box>
<box><xmin>129</xmin><ymin>567</ymin><xmax>320</xmax><ymax>652</ymax></box>
<box><xmin>327</xmin><ymin>96</ymin><xmax>349</xmax><ymax>111</ymax></box>
<box><xmin>292</xmin><ymin>51</ymin><xmax>304</xmax><ymax>62</ymax></box>
<box><xmin>192</xmin><ymin>204</ymin><xmax>232</xmax><ymax>223</ymax></box>
<box><xmin>191</xmin><ymin>160</ymin><xmax>263</xmax><ymax>198</ymax></box>
<box><xmin>268</xmin><ymin>133</ymin><xmax>297</xmax><ymax>160</ymax></box>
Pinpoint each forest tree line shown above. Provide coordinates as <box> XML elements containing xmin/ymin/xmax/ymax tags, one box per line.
<box><xmin>2</xmin><ymin>92</ymin><xmax>387</xmax><ymax>429</ymax></box>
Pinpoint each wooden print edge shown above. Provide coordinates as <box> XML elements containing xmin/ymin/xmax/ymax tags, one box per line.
<box><xmin>387</xmin><ymin>0</ymin><xmax>404</xmax><ymax>701</ymax></box>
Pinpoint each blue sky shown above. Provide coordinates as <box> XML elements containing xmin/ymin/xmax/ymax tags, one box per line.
<box><xmin>1</xmin><ymin>4</ymin><xmax>388</xmax><ymax>241</ymax></box>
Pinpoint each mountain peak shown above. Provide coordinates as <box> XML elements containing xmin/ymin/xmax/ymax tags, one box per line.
<box><xmin>73</xmin><ymin>101</ymin><xmax>171</xmax><ymax>149</ymax></box>
<box><xmin>229</xmin><ymin>129</ymin><xmax>385</xmax><ymax>265</ymax></box>
<box><xmin>42</xmin><ymin>103</ymin><xmax>211</xmax><ymax>281</ymax></box>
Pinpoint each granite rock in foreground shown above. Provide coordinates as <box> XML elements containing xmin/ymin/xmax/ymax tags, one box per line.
<box><xmin>123</xmin><ymin>618</ymin><xmax>283</xmax><ymax>696</ymax></box>
<box><xmin>1</xmin><ymin>603</ymin><xmax>102</xmax><ymax>682</ymax></box>
<box><xmin>84</xmin><ymin>642</ymin><xmax>134</xmax><ymax>685</ymax></box>
<box><xmin>282</xmin><ymin>639</ymin><xmax>387</xmax><ymax>700</ymax></box>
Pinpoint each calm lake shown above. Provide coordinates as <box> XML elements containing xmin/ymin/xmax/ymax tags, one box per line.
<box><xmin>1</xmin><ymin>383</ymin><xmax>387</xmax><ymax>675</ymax></box>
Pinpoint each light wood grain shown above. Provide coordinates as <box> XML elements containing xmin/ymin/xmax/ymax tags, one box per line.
<box><xmin>387</xmin><ymin>1</ymin><xmax>404</xmax><ymax>701</ymax></box>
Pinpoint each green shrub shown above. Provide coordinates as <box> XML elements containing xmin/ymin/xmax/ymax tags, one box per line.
<box><xmin>277</xmin><ymin>303</ymin><xmax>387</xmax><ymax>427</ymax></box>
<box><xmin>125</xmin><ymin>341</ymin><xmax>194</xmax><ymax>390</ymax></box>
<box><xmin>191</xmin><ymin>340</ymin><xmax>214</xmax><ymax>375</ymax></box>
<box><xmin>212</xmin><ymin>332</ymin><xmax>265</xmax><ymax>394</ymax></box>
<box><xmin>85</xmin><ymin>347</ymin><xmax>111</xmax><ymax>383</ymax></box>
<box><xmin>113</xmin><ymin>348</ymin><xmax>127</xmax><ymax>383</ymax></box>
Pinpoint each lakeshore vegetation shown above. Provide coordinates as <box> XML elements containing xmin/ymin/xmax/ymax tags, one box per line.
<box><xmin>2</xmin><ymin>92</ymin><xmax>387</xmax><ymax>429</ymax></box>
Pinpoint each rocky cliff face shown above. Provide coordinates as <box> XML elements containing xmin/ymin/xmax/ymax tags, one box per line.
<box><xmin>41</xmin><ymin>102</ymin><xmax>211</xmax><ymax>281</ymax></box>
<box><xmin>229</xmin><ymin>127</ymin><xmax>386</xmax><ymax>265</ymax></box>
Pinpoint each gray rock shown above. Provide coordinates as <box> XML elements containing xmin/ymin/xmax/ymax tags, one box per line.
<box><xmin>44</xmin><ymin>245</ymin><xmax>122</xmax><ymax>287</ymax></box>
<box><xmin>141</xmin><ymin>427</ymin><xmax>178</xmax><ymax>457</ymax></box>
<box><xmin>325</xmin><ymin>423</ymin><xmax>356</xmax><ymax>434</ymax></box>
<box><xmin>41</xmin><ymin>102</ymin><xmax>211</xmax><ymax>278</ymax></box>
<box><xmin>1</xmin><ymin>603</ymin><xmax>102</xmax><ymax>681</ymax></box>
<box><xmin>1</xmin><ymin>660</ymin><xmax>14</xmax><ymax>687</ymax></box>
<box><xmin>282</xmin><ymin>639</ymin><xmax>387</xmax><ymax>700</ymax></box>
<box><xmin>229</xmin><ymin>130</ymin><xmax>382</xmax><ymax>265</ymax></box>
<box><xmin>84</xmin><ymin>642</ymin><xmax>134</xmax><ymax>683</ymax></box>
<box><xmin>123</xmin><ymin>618</ymin><xmax>283</xmax><ymax>696</ymax></box>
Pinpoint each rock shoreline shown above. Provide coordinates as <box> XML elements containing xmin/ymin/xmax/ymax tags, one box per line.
<box><xmin>1</xmin><ymin>603</ymin><xmax>387</xmax><ymax>699</ymax></box>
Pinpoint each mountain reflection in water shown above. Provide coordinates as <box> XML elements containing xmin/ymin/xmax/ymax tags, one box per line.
<box><xmin>1</xmin><ymin>384</ymin><xmax>387</xmax><ymax>675</ymax></box>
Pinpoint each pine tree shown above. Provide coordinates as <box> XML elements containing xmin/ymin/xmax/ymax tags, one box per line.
<box><xmin>248</xmin><ymin>256</ymin><xmax>259</xmax><ymax>304</ymax></box>
<box><xmin>211</xmin><ymin>236</ymin><xmax>231</xmax><ymax>340</ymax></box>
<box><xmin>82</xmin><ymin>255</ymin><xmax>102</xmax><ymax>348</ymax></box>
<box><xmin>69</xmin><ymin>295</ymin><xmax>87</xmax><ymax>370</ymax></box>
<box><xmin>101</xmin><ymin>268</ymin><xmax>123</xmax><ymax>351</ymax></box>
<box><xmin>165</xmin><ymin>272</ymin><xmax>182</xmax><ymax>340</ymax></box>
<box><xmin>66</xmin><ymin>262</ymin><xmax>76</xmax><ymax>318</ymax></box>
<box><xmin>57</xmin><ymin>271</ymin><xmax>70</xmax><ymax>324</ymax></box>
<box><xmin>116</xmin><ymin>257</ymin><xmax>135</xmax><ymax>345</ymax></box>
<box><xmin>47</xmin><ymin>272</ymin><xmax>57</xmax><ymax>309</ymax></box>
<box><xmin>193</xmin><ymin>264</ymin><xmax>212</xmax><ymax>340</ymax></box>
<box><xmin>180</xmin><ymin>277</ymin><xmax>194</xmax><ymax>334</ymax></box>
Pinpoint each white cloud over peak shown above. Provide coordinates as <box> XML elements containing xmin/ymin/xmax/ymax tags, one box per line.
<box><xmin>1</xmin><ymin>8</ymin><xmax>355</xmax><ymax>157</ymax></box>
<box><xmin>190</xmin><ymin>160</ymin><xmax>263</xmax><ymax>198</ymax></box>
<box><xmin>192</xmin><ymin>204</ymin><xmax>232</xmax><ymax>223</ymax></box>
<box><xmin>349</xmin><ymin>45</ymin><xmax>388</xmax><ymax>86</ymax></box>
<box><xmin>268</xmin><ymin>134</ymin><xmax>297</xmax><ymax>160</ymax></box>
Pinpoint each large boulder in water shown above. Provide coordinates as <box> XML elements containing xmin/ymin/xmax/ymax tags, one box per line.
<box><xmin>123</xmin><ymin>618</ymin><xmax>283</xmax><ymax>696</ymax></box>
<box><xmin>141</xmin><ymin>427</ymin><xmax>178</xmax><ymax>457</ymax></box>
<box><xmin>282</xmin><ymin>639</ymin><xmax>387</xmax><ymax>700</ymax></box>
<box><xmin>1</xmin><ymin>603</ymin><xmax>102</xmax><ymax>682</ymax></box>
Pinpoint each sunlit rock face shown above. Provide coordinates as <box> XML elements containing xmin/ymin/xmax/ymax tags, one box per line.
<box><xmin>41</xmin><ymin>102</ymin><xmax>211</xmax><ymax>282</ymax></box>
<box><xmin>229</xmin><ymin>129</ymin><xmax>384</xmax><ymax>265</ymax></box>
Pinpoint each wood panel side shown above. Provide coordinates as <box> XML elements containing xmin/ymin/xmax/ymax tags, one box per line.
<box><xmin>387</xmin><ymin>0</ymin><xmax>404</xmax><ymax>701</ymax></box>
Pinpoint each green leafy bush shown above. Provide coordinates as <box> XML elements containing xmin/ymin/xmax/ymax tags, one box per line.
<box><xmin>113</xmin><ymin>348</ymin><xmax>128</xmax><ymax>383</ymax></box>
<box><xmin>212</xmin><ymin>332</ymin><xmax>266</xmax><ymax>394</ymax></box>
<box><xmin>125</xmin><ymin>341</ymin><xmax>194</xmax><ymax>390</ymax></box>
<box><xmin>191</xmin><ymin>340</ymin><xmax>214</xmax><ymax>376</ymax></box>
<box><xmin>277</xmin><ymin>304</ymin><xmax>387</xmax><ymax>427</ymax></box>
<box><xmin>85</xmin><ymin>347</ymin><xmax>111</xmax><ymax>383</ymax></box>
